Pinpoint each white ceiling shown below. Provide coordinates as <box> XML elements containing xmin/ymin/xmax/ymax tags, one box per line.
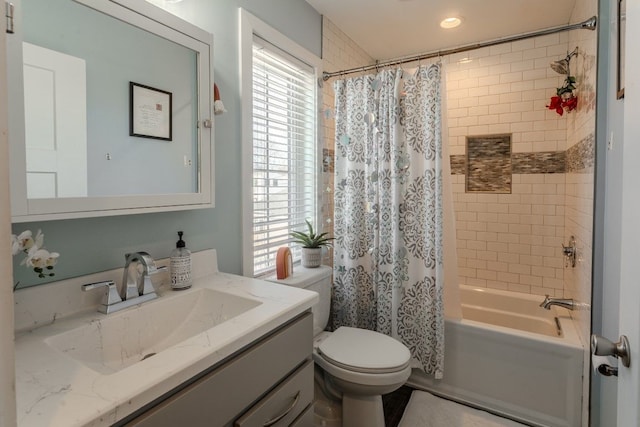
<box><xmin>306</xmin><ymin>0</ymin><xmax>578</xmax><ymax>61</ymax></box>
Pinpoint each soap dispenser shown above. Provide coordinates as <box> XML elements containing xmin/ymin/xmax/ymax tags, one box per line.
<box><xmin>170</xmin><ymin>231</ymin><xmax>192</xmax><ymax>290</ymax></box>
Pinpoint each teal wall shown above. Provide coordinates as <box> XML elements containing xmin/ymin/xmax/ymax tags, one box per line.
<box><xmin>12</xmin><ymin>0</ymin><xmax>322</xmax><ymax>288</ymax></box>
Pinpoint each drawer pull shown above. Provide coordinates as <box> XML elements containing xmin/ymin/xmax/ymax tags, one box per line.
<box><xmin>262</xmin><ymin>391</ymin><xmax>300</xmax><ymax>427</ymax></box>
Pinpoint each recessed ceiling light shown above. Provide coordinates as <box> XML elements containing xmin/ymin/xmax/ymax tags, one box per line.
<box><xmin>440</xmin><ymin>17</ymin><xmax>462</xmax><ymax>29</ymax></box>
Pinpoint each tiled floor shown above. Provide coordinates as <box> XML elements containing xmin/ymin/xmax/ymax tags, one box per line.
<box><xmin>397</xmin><ymin>390</ymin><xmax>529</xmax><ymax>427</ymax></box>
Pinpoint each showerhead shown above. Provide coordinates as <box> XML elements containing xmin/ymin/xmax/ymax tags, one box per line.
<box><xmin>550</xmin><ymin>59</ymin><xmax>570</xmax><ymax>75</ymax></box>
<box><xmin>550</xmin><ymin>47</ymin><xmax>579</xmax><ymax>75</ymax></box>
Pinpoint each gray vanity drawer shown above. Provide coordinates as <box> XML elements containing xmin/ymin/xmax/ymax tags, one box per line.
<box><xmin>122</xmin><ymin>312</ymin><xmax>312</xmax><ymax>427</ymax></box>
<box><xmin>234</xmin><ymin>360</ymin><xmax>312</xmax><ymax>427</ymax></box>
<box><xmin>289</xmin><ymin>403</ymin><xmax>313</xmax><ymax>427</ymax></box>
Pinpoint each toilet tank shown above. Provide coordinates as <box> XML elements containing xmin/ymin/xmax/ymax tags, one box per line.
<box><xmin>265</xmin><ymin>265</ymin><xmax>332</xmax><ymax>336</ymax></box>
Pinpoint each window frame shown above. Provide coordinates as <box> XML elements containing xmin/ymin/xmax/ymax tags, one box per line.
<box><xmin>239</xmin><ymin>9</ymin><xmax>322</xmax><ymax>277</ymax></box>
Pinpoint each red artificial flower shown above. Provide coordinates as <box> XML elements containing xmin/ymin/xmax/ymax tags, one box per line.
<box><xmin>563</xmin><ymin>95</ymin><xmax>578</xmax><ymax>112</ymax></box>
<box><xmin>547</xmin><ymin>96</ymin><xmax>564</xmax><ymax>116</ymax></box>
<box><xmin>546</xmin><ymin>95</ymin><xmax>580</xmax><ymax>116</ymax></box>
<box><xmin>548</xmin><ymin>75</ymin><xmax>578</xmax><ymax>116</ymax></box>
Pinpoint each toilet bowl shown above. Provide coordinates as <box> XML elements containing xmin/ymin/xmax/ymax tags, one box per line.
<box><xmin>266</xmin><ymin>265</ymin><xmax>411</xmax><ymax>427</ymax></box>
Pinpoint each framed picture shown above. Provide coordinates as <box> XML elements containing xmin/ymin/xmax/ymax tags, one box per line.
<box><xmin>129</xmin><ymin>82</ymin><xmax>172</xmax><ymax>140</ymax></box>
<box><xmin>617</xmin><ymin>0</ymin><xmax>626</xmax><ymax>99</ymax></box>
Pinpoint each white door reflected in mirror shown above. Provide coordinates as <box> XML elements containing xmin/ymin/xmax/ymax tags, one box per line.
<box><xmin>23</xmin><ymin>42</ymin><xmax>87</xmax><ymax>199</ymax></box>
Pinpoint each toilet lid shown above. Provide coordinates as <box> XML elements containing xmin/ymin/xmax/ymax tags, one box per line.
<box><xmin>317</xmin><ymin>327</ymin><xmax>411</xmax><ymax>374</ymax></box>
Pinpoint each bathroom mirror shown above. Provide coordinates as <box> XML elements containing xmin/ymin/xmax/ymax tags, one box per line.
<box><xmin>8</xmin><ymin>0</ymin><xmax>214</xmax><ymax>221</ymax></box>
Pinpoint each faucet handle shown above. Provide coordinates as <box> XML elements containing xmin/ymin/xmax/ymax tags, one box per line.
<box><xmin>141</xmin><ymin>266</ymin><xmax>166</xmax><ymax>296</ymax></box>
<box><xmin>82</xmin><ymin>280</ymin><xmax>122</xmax><ymax>311</ymax></box>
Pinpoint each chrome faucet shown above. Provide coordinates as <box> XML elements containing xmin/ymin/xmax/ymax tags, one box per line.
<box><xmin>123</xmin><ymin>252</ymin><xmax>163</xmax><ymax>300</ymax></box>
<box><xmin>82</xmin><ymin>252</ymin><xmax>165</xmax><ymax>314</ymax></box>
<box><xmin>540</xmin><ymin>294</ymin><xmax>575</xmax><ymax>311</ymax></box>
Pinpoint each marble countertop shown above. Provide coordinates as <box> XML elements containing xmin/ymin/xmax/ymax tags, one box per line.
<box><xmin>14</xmin><ymin>267</ymin><xmax>317</xmax><ymax>427</ymax></box>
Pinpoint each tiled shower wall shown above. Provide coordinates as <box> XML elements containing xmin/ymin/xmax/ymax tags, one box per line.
<box><xmin>320</xmin><ymin>28</ymin><xmax>575</xmax><ymax>293</ymax></box>
<box><xmin>320</xmin><ymin>18</ymin><xmax>374</xmax><ymax>265</ymax></box>
<box><xmin>321</xmin><ymin>17</ymin><xmax>595</xmax><ymax>303</ymax></box>
<box><xmin>446</xmin><ymin>34</ymin><xmax>574</xmax><ymax>296</ymax></box>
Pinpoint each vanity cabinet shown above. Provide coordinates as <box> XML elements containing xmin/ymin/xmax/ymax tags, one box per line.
<box><xmin>118</xmin><ymin>312</ymin><xmax>313</xmax><ymax>427</ymax></box>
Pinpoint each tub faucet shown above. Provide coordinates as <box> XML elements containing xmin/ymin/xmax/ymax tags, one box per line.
<box><xmin>540</xmin><ymin>295</ymin><xmax>575</xmax><ymax>311</ymax></box>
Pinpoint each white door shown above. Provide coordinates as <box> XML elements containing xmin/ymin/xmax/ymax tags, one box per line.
<box><xmin>0</xmin><ymin>6</ymin><xmax>17</xmax><ymax>426</ymax></box>
<box><xmin>616</xmin><ymin>0</ymin><xmax>640</xmax><ymax>424</ymax></box>
<box><xmin>22</xmin><ymin>42</ymin><xmax>87</xmax><ymax>198</ymax></box>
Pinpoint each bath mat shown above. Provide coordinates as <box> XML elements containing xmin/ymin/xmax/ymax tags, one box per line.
<box><xmin>398</xmin><ymin>391</ymin><xmax>527</xmax><ymax>427</ymax></box>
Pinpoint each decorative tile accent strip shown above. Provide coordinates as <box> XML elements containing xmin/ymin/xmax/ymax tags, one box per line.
<box><xmin>323</xmin><ymin>148</ymin><xmax>335</xmax><ymax>173</ymax></box>
<box><xmin>512</xmin><ymin>151</ymin><xmax>566</xmax><ymax>174</ymax></box>
<box><xmin>466</xmin><ymin>134</ymin><xmax>511</xmax><ymax>193</ymax></box>
<box><xmin>566</xmin><ymin>133</ymin><xmax>595</xmax><ymax>172</ymax></box>
<box><xmin>449</xmin><ymin>132</ymin><xmax>594</xmax><ymax>184</ymax></box>
<box><xmin>450</xmin><ymin>155</ymin><xmax>466</xmax><ymax>175</ymax></box>
<box><xmin>451</xmin><ymin>151</ymin><xmax>566</xmax><ymax>175</ymax></box>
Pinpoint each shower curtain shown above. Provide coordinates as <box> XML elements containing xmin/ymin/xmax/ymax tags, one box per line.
<box><xmin>332</xmin><ymin>64</ymin><xmax>449</xmax><ymax>378</ymax></box>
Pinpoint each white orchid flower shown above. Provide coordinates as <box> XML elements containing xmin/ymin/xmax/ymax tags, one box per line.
<box><xmin>11</xmin><ymin>228</ymin><xmax>58</xmax><ymax>280</ymax></box>
<box><xmin>45</xmin><ymin>252</ymin><xmax>60</xmax><ymax>267</ymax></box>
<box><xmin>11</xmin><ymin>230</ymin><xmax>35</xmax><ymax>255</ymax></box>
<box><xmin>24</xmin><ymin>248</ymin><xmax>51</xmax><ymax>268</ymax></box>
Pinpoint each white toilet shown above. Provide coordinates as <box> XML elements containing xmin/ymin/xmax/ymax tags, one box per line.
<box><xmin>267</xmin><ymin>265</ymin><xmax>411</xmax><ymax>427</ymax></box>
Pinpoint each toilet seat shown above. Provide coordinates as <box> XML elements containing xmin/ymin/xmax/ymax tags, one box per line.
<box><xmin>313</xmin><ymin>350</ymin><xmax>412</xmax><ymax>388</ymax></box>
<box><xmin>317</xmin><ymin>327</ymin><xmax>411</xmax><ymax>374</ymax></box>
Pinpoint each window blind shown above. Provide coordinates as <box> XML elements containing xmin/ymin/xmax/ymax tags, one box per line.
<box><xmin>251</xmin><ymin>36</ymin><xmax>317</xmax><ymax>276</ymax></box>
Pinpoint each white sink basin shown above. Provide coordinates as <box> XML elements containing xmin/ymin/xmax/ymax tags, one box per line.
<box><xmin>45</xmin><ymin>288</ymin><xmax>262</xmax><ymax>374</ymax></box>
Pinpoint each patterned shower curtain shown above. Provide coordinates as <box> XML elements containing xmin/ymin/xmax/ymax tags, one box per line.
<box><xmin>332</xmin><ymin>64</ymin><xmax>445</xmax><ymax>378</ymax></box>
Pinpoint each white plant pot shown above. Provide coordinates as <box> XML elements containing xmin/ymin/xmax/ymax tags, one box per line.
<box><xmin>301</xmin><ymin>247</ymin><xmax>322</xmax><ymax>268</ymax></box>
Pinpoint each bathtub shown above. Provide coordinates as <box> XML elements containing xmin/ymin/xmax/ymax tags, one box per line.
<box><xmin>408</xmin><ymin>285</ymin><xmax>583</xmax><ymax>427</ymax></box>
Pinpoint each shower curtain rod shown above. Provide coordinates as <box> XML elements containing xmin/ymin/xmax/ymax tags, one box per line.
<box><xmin>322</xmin><ymin>16</ymin><xmax>597</xmax><ymax>81</ymax></box>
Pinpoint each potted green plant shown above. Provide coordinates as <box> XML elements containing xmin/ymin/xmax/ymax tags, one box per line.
<box><xmin>290</xmin><ymin>220</ymin><xmax>334</xmax><ymax>268</ymax></box>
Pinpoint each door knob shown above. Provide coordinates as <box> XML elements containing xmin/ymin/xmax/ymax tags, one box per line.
<box><xmin>591</xmin><ymin>334</ymin><xmax>630</xmax><ymax>368</ymax></box>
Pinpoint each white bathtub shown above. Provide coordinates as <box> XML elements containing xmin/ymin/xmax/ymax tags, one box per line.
<box><xmin>408</xmin><ymin>285</ymin><xmax>583</xmax><ymax>427</ymax></box>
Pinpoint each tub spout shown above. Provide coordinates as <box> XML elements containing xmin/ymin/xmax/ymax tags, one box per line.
<box><xmin>540</xmin><ymin>295</ymin><xmax>575</xmax><ymax>310</ymax></box>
